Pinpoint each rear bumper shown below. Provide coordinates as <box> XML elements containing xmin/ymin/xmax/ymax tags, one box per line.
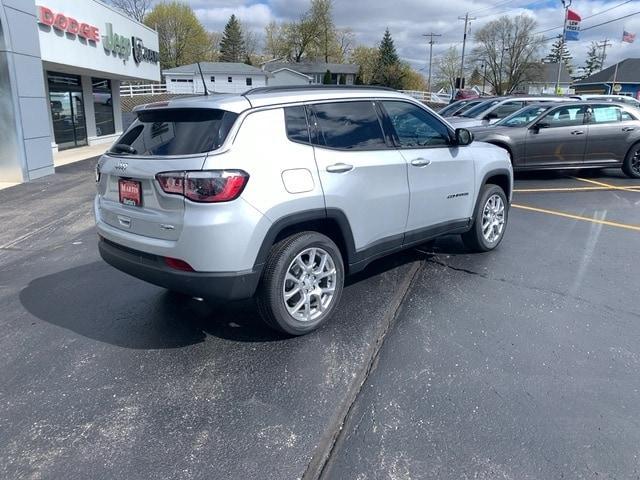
<box><xmin>98</xmin><ymin>237</ymin><xmax>261</xmax><ymax>300</ymax></box>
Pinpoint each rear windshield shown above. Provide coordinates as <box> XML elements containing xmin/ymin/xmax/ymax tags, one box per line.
<box><xmin>110</xmin><ymin>108</ymin><xmax>237</xmax><ymax>156</ymax></box>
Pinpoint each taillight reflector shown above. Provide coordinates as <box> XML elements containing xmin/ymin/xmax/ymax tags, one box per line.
<box><xmin>156</xmin><ymin>170</ymin><xmax>249</xmax><ymax>203</ymax></box>
<box><xmin>164</xmin><ymin>257</ymin><xmax>194</xmax><ymax>272</ymax></box>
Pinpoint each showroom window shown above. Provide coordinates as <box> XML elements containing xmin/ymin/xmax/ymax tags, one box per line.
<box><xmin>92</xmin><ymin>78</ymin><xmax>115</xmax><ymax>136</ymax></box>
<box><xmin>211</xmin><ymin>76</ymin><xmax>215</xmax><ymax>82</ymax></box>
<box><xmin>246</xmin><ymin>77</ymin><xmax>252</xmax><ymax>86</ymax></box>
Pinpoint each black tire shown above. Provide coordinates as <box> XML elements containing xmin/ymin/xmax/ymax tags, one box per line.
<box><xmin>256</xmin><ymin>232</ymin><xmax>344</xmax><ymax>336</ymax></box>
<box><xmin>462</xmin><ymin>184</ymin><xmax>509</xmax><ymax>252</ymax></box>
<box><xmin>622</xmin><ymin>143</ymin><xmax>640</xmax><ymax>179</ymax></box>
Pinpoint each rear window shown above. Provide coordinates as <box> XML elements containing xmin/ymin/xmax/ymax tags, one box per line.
<box><xmin>310</xmin><ymin>101</ymin><xmax>387</xmax><ymax>150</ymax></box>
<box><xmin>110</xmin><ymin>108</ymin><xmax>237</xmax><ymax>156</ymax></box>
<box><xmin>462</xmin><ymin>99</ymin><xmax>500</xmax><ymax>118</ymax></box>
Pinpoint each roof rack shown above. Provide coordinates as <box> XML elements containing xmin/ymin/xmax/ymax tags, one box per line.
<box><xmin>243</xmin><ymin>85</ymin><xmax>397</xmax><ymax>96</ymax></box>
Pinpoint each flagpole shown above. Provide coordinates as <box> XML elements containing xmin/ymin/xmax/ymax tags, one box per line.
<box><xmin>555</xmin><ymin>0</ymin><xmax>571</xmax><ymax>94</ymax></box>
<box><xmin>611</xmin><ymin>61</ymin><xmax>619</xmax><ymax>94</ymax></box>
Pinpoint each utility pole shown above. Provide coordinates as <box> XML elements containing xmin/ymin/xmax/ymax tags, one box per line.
<box><xmin>458</xmin><ymin>13</ymin><xmax>476</xmax><ymax>94</ymax></box>
<box><xmin>598</xmin><ymin>38</ymin><xmax>612</xmax><ymax>71</ymax></box>
<box><xmin>555</xmin><ymin>0</ymin><xmax>571</xmax><ymax>94</ymax></box>
<box><xmin>423</xmin><ymin>32</ymin><xmax>441</xmax><ymax>93</ymax></box>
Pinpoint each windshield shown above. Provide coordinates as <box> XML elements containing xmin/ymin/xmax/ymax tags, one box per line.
<box><xmin>439</xmin><ymin>102</ymin><xmax>466</xmax><ymax>116</ymax></box>
<box><xmin>497</xmin><ymin>105</ymin><xmax>551</xmax><ymax>127</ymax></box>
<box><xmin>109</xmin><ymin>108</ymin><xmax>238</xmax><ymax>156</ymax></box>
<box><xmin>462</xmin><ymin>99</ymin><xmax>501</xmax><ymax>118</ymax></box>
<box><xmin>455</xmin><ymin>100</ymin><xmax>484</xmax><ymax>115</ymax></box>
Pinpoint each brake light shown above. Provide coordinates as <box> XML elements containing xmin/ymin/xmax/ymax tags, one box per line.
<box><xmin>156</xmin><ymin>170</ymin><xmax>249</xmax><ymax>203</ymax></box>
<box><xmin>164</xmin><ymin>257</ymin><xmax>194</xmax><ymax>271</ymax></box>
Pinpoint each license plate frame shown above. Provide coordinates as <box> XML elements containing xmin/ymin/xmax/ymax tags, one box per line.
<box><xmin>118</xmin><ymin>179</ymin><xmax>142</xmax><ymax>207</ymax></box>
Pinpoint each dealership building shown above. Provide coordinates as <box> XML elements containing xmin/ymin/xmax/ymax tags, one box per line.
<box><xmin>0</xmin><ymin>0</ymin><xmax>160</xmax><ymax>184</ymax></box>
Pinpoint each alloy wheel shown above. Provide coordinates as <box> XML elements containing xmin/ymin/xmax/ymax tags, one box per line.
<box><xmin>283</xmin><ymin>247</ymin><xmax>337</xmax><ymax>322</ymax></box>
<box><xmin>481</xmin><ymin>194</ymin><xmax>506</xmax><ymax>244</ymax></box>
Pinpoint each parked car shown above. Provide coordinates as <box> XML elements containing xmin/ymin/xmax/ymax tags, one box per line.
<box><xmin>455</xmin><ymin>89</ymin><xmax>480</xmax><ymax>101</ymax></box>
<box><xmin>447</xmin><ymin>96</ymin><xmax>569</xmax><ymax>129</ymax></box>
<box><xmin>95</xmin><ymin>85</ymin><xmax>513</xmax><ymax>335</ymax></box>
<box><xmin>471</xmin><ymin>101</ymin><xmax>640</xmax><ymax>178</ymax></box>
<box><xmin>438</xmin><ymin>98</ymin><xmax>487</xmax><ymax>117</ymax></box>
<box><xmin>572</xmin><ymin>94</ymin><xmax>640</xmax><ymax>110</ymax></box>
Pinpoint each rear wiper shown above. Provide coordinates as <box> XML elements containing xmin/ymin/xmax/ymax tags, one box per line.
<box><xmin>111</xmin><ymin>144</ymin><xmax>137</xmax><ymax>155</ymax></box>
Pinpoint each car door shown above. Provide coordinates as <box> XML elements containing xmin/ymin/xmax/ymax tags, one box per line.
<box><xmin>309</xmin><ymin>100</ymin><xmax>410</xmax><ymax>256</ymax></box>
<box><xmin>380</xmin><ymin>100</ymin><xmax>475</xmax><ymax>243</ymax></box>
<box><xmin>524</xmin><ymin>105</ymin><xmax>588</xmax><ymax>167</ymax></box>
<box><xmin>584</xmin><ymin>104</ymin><xmax>638</xmax><ymax>164</ymax></box>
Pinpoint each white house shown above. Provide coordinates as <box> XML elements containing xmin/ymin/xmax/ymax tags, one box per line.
<box><xmin>517</xmin><ymin>63</ymin><xmax>573</xmax><ymax>95</ymax></box>
<box><xmin>264</xmin><ymin>62</ymin><xmax>359</xmax><ymax>86</ymax></box>
<box><xmin>163</xmin><ymin>62</ymin><xmax>268</xmax><ymax>94</ymax></box>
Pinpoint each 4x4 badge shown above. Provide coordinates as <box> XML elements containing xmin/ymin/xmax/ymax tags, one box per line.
<box><xmin>115</xmin><ymin>162</ymin><xmax>128</xmax><ymax>172</ymax></box>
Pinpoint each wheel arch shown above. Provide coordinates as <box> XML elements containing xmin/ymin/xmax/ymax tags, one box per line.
<box><xmin>253</xmin><ymin>208</ymin><xmax>356</xmax><ymax>272</ymax></box>
<box><xmin>471</xmin><ymin>168</ymin><xmax>512</xmax><ymax>222</ymax></box>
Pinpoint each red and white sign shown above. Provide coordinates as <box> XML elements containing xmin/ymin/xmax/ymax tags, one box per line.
<box><xmin>37</xmin><ymin>6</ymin><xmax>100</xmax><ymax>43</ymax></box>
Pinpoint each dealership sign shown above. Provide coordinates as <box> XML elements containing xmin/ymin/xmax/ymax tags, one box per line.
<box><xmin>37</xmin><ymin>5</ymin><xmax>158</xmax><ymax>65</ymax></box>
<box><xmin>38</xmin><ymin>6</ymin><xmax>100</xmax><ymax>43</ymax></box>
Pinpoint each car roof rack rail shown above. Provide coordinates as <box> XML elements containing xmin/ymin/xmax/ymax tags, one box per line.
<box><xmin>243</xmin><ymin>85</ymin><xmax>397</xmax><ymax>97</ymax></box>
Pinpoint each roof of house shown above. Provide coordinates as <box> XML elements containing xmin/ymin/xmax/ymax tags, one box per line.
<box><xmin>574</xmin><ymin>58</ymin><xmax>640</xmax><ymax>85</ymax></box>
<box><xmin>527</xmin><ymin>63</ymin><xmax>572</xmax><ymax>84</ymax></box>
<box><xmin>163</xmin><ymin>62</ymin><xmax>267</xmax><ymax>76</ymax></box>
<box><xmin>271</xmin><ymin>67</ymin><xmax>313</xmax><ymax>80</ymax></box>
<box><xmin>263</xmin><ymin>62</ymin><xmax>359</xmax><ymax>75</ymax></box>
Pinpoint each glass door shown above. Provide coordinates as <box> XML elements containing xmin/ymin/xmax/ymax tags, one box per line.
<box><xmin>48</xmin><ymin>72</ymin><xmax>87</xmax><ymax>150</ymax></box>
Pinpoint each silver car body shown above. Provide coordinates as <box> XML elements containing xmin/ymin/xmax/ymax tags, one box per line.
<box><xmin>572</xmin><ymin>94</ymin><xmax>640</xmax><ymax>110</ymax></box>
<box><xmin>95</xmin><ymin>87</ymin><xmax>512</xmax><ymax>300</ymax></box>
<box><xmin>471</xmin><ymin>101</ymin><xmax>640</xmax><ymax>170</ymax></box>
<box><xmin>447</xmin><ymin>96</ymin><xmax>570</xmax><ymax>129</ymax></box>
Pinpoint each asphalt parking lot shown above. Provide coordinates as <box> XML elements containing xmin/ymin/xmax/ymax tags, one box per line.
<box><xmin>1</xmin><ymin>159</ymin><xmax>639</xmax><ymax>479</ymax></box>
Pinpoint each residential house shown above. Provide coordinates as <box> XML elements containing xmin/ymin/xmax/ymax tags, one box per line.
<box><xmin>516</xmin><ymin>63</ymin><xmax>572</xmax><ymax>95</ymax></box>
<box><xmin>163</xmin><ymin>62</ymin><xmax>268</xmax><ymax>94</ymax></box>
<box><xmin>264</xmin><ymin>62</ymin><xmax>359</xmax><ymax>86</ymax></box>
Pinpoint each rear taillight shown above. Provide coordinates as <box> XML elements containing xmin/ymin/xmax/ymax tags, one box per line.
<box><xmin>156</xmin><ymin>170</ymin><xmax>249</xmax><ymax>203</ymax></box>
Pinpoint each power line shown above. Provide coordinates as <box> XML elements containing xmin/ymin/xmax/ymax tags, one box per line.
<box><xmin>458</xmin><ymin>13</ymin><xmax>476</xmax><ymax>90</ymax></box>
<box><xmin>535</xmin><ymin>0</ymin><xmax>636</xmax><ymax>36</ymax></box>
<box><xmin>539</xmin><ymin>10</ymin><xmax>640</xmax><ymax>43</ymax></box>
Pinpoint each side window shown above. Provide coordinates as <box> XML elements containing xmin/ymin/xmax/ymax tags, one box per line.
<box><xmin>542</xmin><ymin>106</ymin><xmax>586</xmax><ymax>128</ymax></box>
<box><xmin>492</xmin><ymin>101</ymin><xmax>525</xmax><ymax>119</ymax></box>
<box><xmin>284</xmin><ymin>106</ymin><xmax>310</xmax><ymax>144</ymax></box>
<box><xmin>382</xmin><ymin>101</ymin><xmax>451</xmax><ymax>148</ymax></box>
<box><xmin>591</xmin><ymin>105</ymin><xmax>623</xmax><ymax>124</ymax></box>
<box><xmin>621</xmin><ymin>110</ymin><xmax>637</xmax><ymax>121</ymax></box>
<box><xmin>311</xmin><ymin>101</ymin><xmax>387</xmax><ymax>150</ymax></box>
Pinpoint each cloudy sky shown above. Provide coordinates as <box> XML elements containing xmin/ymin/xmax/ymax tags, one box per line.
<box><xmin>183</xmin><ymin>0</ymin><xmax>639</xmax><ymax>72</ymax></box>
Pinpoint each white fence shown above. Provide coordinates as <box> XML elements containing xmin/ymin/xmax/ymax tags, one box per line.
<box><xmin>121</xmin><ymin>84</ymin><xmax>450</xmax><ymax>103</ymax></box>
<box><xmin>121</xmin><ymin>83</ymin><xmax>168</xmax><ymax>97</ymax></box>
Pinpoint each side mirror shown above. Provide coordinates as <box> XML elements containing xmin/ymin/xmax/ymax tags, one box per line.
<box><xmin>531</xmin><ymin>122</ymin><xmax>550</xmax><ymax>133</ymax></box>
<box><xmin>455</xmin><ymin>128</ymin><xmax>474</xmax><ymax>146</ymax></box>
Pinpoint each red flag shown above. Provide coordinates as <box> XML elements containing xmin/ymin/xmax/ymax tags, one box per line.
<box><xmin>567</xmin><ymin>9</ymin><xmax>581</xmax><ymax>21</ymax></box>
<box><xmin>623</xmin><ymin>30</ymin><xmax>636</xmax><ymax>43</ymax></box>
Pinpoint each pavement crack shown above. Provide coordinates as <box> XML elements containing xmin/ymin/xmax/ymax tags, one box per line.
<box><xmin>302</xmin><ymin>260</ymin><xmax>423</xmax><ymax>480</ymax></box>
<box><xmin>425</xmin><ymin>257</ymin><xmax>487</xmax><ymax>277</ymax></box>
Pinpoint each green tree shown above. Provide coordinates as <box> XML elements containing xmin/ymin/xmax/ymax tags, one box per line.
<box><xmin>545</xmin><ymin>36</ymin><xmax>573</xmax><ymax>74</ymax></box>
<box><xmin>584</xmin><ymin>41</ymin><xmax>602</xmax><ymax>77</ymax></box>
<box><xmin>145</xmin><ymin>2</ymin><xmax>211</xmax><ymax>70</ymax></box>
<box><xmin>323</xmin><ymin>69</ymin><xmax>332</xmax><ymax>84</ymax></box>
<box><xmin>373</xmin><ymin>29</ymin><xmax>404</xmax><ymax>89</ymax></box>
<box><xmin>350</xmin><ymin>45</ymin><xmax>378</xmax><ymax>85</ymax></box>
<box><xmin>219</xmin><ymin>14</ymin><xmax>246</xmax><ymax>63</ymax></box>
<box><xmin>470</xmin><ymin>66</ymin><xmax>482</xmax><ymax>86</ymax></box>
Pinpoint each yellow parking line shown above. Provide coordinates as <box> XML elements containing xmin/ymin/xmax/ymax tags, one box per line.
<box><xmin>572</xmin><ymin>176</ymin><xmax>640</xmax><ymax>193</ymax></box>
<box><xmin>512</xmin><ymin>203</ymin><xmax>640</xmax><ymax>232</ymax></box>
<box><xmin>514</xmin><ymin>186</ymin><xmax>624</xmax><ymax>193</ymax></box>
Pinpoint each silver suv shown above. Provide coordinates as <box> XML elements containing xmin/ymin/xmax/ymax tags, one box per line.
<box><xmin>95</xmin><ymin>86</ymin><xmax>513</xmax><ymax>335</ymax></box>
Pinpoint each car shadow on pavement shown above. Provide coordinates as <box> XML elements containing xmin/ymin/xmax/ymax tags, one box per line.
<box><xmin>19</xmin><ymin>250</ymin><xmax>428</xmax><ymax>350</ymax></box>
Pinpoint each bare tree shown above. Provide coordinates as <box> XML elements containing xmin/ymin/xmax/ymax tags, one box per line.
<box><xmin>473</xmin><ymin>14</ymin><xmax>545</xmax><ymax>95</ymax></box>
<box><xmin>107</xmin><ymin>0</ymin><xmax>151</xmax><ymax>23</ymax></box>
<box><xmin>436</xmin><ymin>46</ymin><xmax>462</xmax><ymax>93</ymax></box>
<box><xmin>337</xmin><ymin>28</ymin><xmax>354</xmax><ymax>62</ymax></box>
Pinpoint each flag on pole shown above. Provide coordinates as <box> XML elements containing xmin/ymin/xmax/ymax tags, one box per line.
<box><xmin>623</xmin><ymin>30</ymin><xmax>636</xmax><ymax>43</ymax></box>
<box><xmin>564</xmin><ymin>9</ymin><xmax>581</xmax><ymax>41</ymax></box>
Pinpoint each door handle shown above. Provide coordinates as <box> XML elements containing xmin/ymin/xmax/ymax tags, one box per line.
<box><xmin>326</xmin><ymin>163</ymin><xmax>354</xmax><ymax>173</ymax></box>
<box><xmin>570</xmin><ymin>130</ymin><xmax>585</xmax><ymax>135</ymax></box>
<box><xmin>410</xmin><ymin>158</ymin><xmax>432</xmax><ymax>167</ymax></box>
<box><xmin>622</xmin><ymin>126</ymin><xmax>636</xmax><ymax>132</ymax></box>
